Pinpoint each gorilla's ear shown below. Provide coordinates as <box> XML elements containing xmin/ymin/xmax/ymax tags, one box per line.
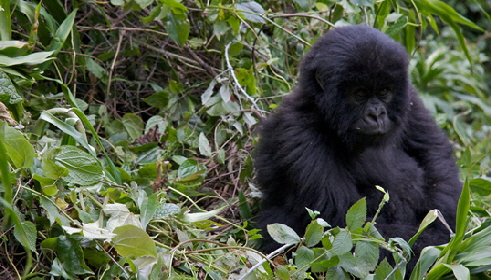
<box><xmin>315</xmin><ymin>70</ymin><xmax>325</xmax><ymax>90</ymax></box>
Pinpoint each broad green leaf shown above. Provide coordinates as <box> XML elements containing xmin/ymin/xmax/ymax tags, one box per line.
<box><xmin>3</xmin><ymin>125</ymin><xmax>34</xmax><ymax>169</ymax></box>
<box><xmin>355</xmin><ymin>240</ymin><xmax>379</xmax><ymax>271</ymax></box>
<box><xmin>164</xmin><ymin>12</ymin><xmax>189</xmax><ymax>46</ymax></box>
<box><xmin>54</xmin><ymin>235</ymin><xmax>93</xmax><ymax>276</ymax></box>
<box><xmin>122</xmin><ymin>113</ymin><xmax>144</xmax><ymax>142</ymax></box>
<box><xmin>113</xmin><ymin>224</ymin><xmax>157</xmax><ymax>258</ymax></box>
<box><xmin>469</xmin><ymin>178</ymin><xmax>491</xmax><ymax>196</ymax></box>
<box><xmin>235</xmin><ymin>1</ymin><xmax>265</xmax><ymax>23</ymax></box>
<box><xmin>304</xmin><ymin>220</ymin><xmax>325</xmax><ymax>247</ymax></box>
<box><xmin>13</xmin><ymin>221</ymin><xmax>36</xmax><ymax>252</ymax></box>
<box><xmin>331</xmin><ymin>229</ymin><xmax>352</xmax><ymax>255</ymax></box>
<box><xmin>42</xmin><ymin>148</ymin><xmax>69</xmax><ymax>180</ymax></box>
<box><xmin>294</xmin><ymin>246</ymin><xmax>314</xmax><ymax>272</ymax></box>
<box><xmin>55</xmin><ymin>145</ymin><xmax>104</xmax><ymax>185</ymax></box>
<box><xmin>177</xmin><ymin>158</ymin><xmax>206</xmax><ymax>181</ymax></box>
<box><xmin>385</xmin><ymin>15</ymin><xmax>408</xmax><ymax>37</ymax></box>
<box><xmin>267</xmin><ymin>223</ymin><xmax>301</xmax><ymax>245</ymax></box>
<box><xmin>198</xmin><ymin>132</ymin><xmax>212</xmax><ymax>157</ymax></box>
<box><xmin>443</xmin><ymin>264</ymin><xmax>470</xmax><ymax>280</ymax></box>
<box><xmin>374</xmin><ymin>259</ymin><xmax>394</xmax><ymax>280</ymax></box>
<box><xmin>346</xmin><ymin>197</ymin><xmax>366</xmax><ymax>231</ymax></box>
<box><xmin>0</xmin><ymin>70</ymin><xmax>22</xmax><ymax>103</ymax></box>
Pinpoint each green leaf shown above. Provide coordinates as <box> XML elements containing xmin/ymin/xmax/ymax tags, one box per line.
<box><xmin>122</xmin><ymin>113</ymin><xmax>144</xmax><ymax>142</ymax></box>
<box><xmin>410</xmin><ymin>247</ymin><xmax>441</xmax><ymax>280</ymax></box>
<box><xmin>198</xmin><ymin>132</ymin><xmax>212</xmax><ymax>157</ymax></box>
<box><xmin>293</xmin><ymin>0</ymin><xmax>313</xmax><ymax>11</ymax></box>
<box><xmin>235</xmin><ymin>1</ymin><xmax>265</xmax><ymax>23</ymax></box>
<box><xmin>304</xmin><ymin>220</ymin><xmax>325</xmax><ymax>247</ymax></box>
<box><xmin>294</xmin><ymin>246</ymin><xmax>314</xmax><ymax>272</ymax></box>
<box><xmin>331</xmin><ymin>229</ymin><xmax>352</xmax><ymax>256</ymax></box>
<box><xmin>139</xmin><ymin>193</ymin><xmax>158</xmax><ymax>230</ymax></box>
<box><xmin>374</xmin><ymin>259</ymin><xmax>394</xmax><ymax>280</ymax></box>
<box><xmin>0</xmin><ymin>51</ymin><xmax>54</xmax><ymax>66</ymax></box>
<box><xmin>54</xmin><ymin>235</ymin><xmax>93</xmax><ymax>276</ymax></box>
<box><xmin>136</xmin><ymin>0</ymin><xmax>153</xmax><ymax>9</ymax></box>
<box><xmin>177</xmin><ymin>158</ymin><xmax>206</xmax><ymax>181</ymax></box>
<box><xmin>55</xmin><ymin>145</ymin><xmax>104</xmax><ymax>185</ymax></box>
<box><xmin>3</xmin><ymin>125</ymin><xmax>34</xmax><ymax>169</ymax></box>
<box><xmin>267</xmin><ymin>223</ymin><xmax>301</xmax><ymax>245</ymax></box>
<box><xmin>0</xmin><ymin>70</ymin><xmax>22</xmax><ymax>103</ymax></box>
<box><xmin>346</xmin><ymin>197</ymin><xmax>366</xmax><ymax>231</ymax></box>
<box><xmin>42</xmin><ymin>148</ymin><xmax>69</xmax><ymax>179</ymax></box>
<box><xmin>164</xmin><ymin>12</ymin><xmax>189</xmax><ymax>46</ymax></box>
<box><xmin>355</xmin><ymin>240</ymin><xmax>379</xmax><ymax>271</ymax></box>
<box><xmin>13</xmin><ymin>221</ymin><xmax>37</xmax><ymax>252</ymax></box>
<box><xmin>40</xmin><ymin>110</ymin><xmax>95</xmax><ymax>156</ymax></box>
<box><xmin>469</xmin><ymin>178</ymin><xmax>491</xmax><ymax>196</ymax></box>
<box><xmin>443</xmin><ymin>264</ymin><xmax>470</xmax><ymax>280</ymax></box>
<box><xmin>238</xmin><ymin>189</ymin><xmax>252</xmax><ymax>220</ymax></box>
<box><xmin>0</xmin><ymin>0</ymin><xmax>11</xmax><ymax>40</ymax></box>
<box><xmin>113</xmin><ymin>224</ymin><xmax>157</xmax><ymax>258</ymax></box>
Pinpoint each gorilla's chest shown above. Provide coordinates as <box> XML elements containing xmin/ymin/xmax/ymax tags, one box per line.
<box><xmin>351</xmin><ymin>147</ymin><xmax>426</xmax><ymax>211</ymax></box>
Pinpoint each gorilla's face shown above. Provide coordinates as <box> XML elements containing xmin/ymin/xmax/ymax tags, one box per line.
<box><xmin>350</xmin><ymin>86</ymin><xmax>391</xmax><ymax>136</ymax></box>
<box><xmin>302</xmin><ymin>26</ymin><xmax>410</xmax><ymax>149</ymax></box>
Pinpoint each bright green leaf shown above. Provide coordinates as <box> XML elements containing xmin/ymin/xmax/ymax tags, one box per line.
<box><xmin>3</xmin><ymin>125</ymin><xmax>34</xmax><ymax>169</ymax></box>
<box><xmin>113</xmin><ymin>224</ymin><xmax>157</xmax><ymax>258</ymax></box>
<box><xmin>346</xmin><ymin>197</ymin><xmax>366</xmax><ymax>231</ymax></box>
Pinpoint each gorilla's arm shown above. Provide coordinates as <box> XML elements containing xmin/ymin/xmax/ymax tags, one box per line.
<box><xmin>403</xmin><ymin>88</ymin><xmax>461</xmax><ymax>228</ymax></box>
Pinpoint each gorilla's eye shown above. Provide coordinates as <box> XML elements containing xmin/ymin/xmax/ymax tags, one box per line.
<box><xmin>355</xmin><ymin>89</ymin><xmax>367</xmax><ymax>97</ymax></box>
<box><xmin>379</xmin><ymin>88</ymin><xmax>389</xmax><ymax>97</ymax></box>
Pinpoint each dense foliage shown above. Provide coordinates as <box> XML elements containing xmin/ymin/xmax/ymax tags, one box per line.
<box><xmin>0</xmin><ymin>0</ymin><xmax>491</xmax><ymax>279</ymax></box>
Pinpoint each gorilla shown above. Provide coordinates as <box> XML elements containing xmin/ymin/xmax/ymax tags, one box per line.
<box><xmin>254</xmin><ymin>25</ymin><xmax>461</xmax><ymax>270</ymax></box>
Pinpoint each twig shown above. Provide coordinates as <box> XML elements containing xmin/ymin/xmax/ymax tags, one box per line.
<box><xmin>106</xmin><ymin>29</ymin><xmax>126</xmax><ymax>98</ymax></box>
<box><xmin>224</xmin><ymin>42</ymin><xmax>259</xmax><ymax>111</ymax></box>
<box><xmin>238</xmin><ymin>243</ymin><xmax>294</xmax><ymax>280</ymax></box>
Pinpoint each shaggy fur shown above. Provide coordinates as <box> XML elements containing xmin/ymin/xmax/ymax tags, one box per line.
<box><xmin>254</xmin><ymin>25</ymin><xmax>461</xmax><ymax>270</ymax></box>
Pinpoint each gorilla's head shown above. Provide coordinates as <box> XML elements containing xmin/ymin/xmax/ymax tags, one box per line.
<box><xmin>299</xmin><ymin>26</ymin><xmax>410</xmax><ymax>150</ymax></box>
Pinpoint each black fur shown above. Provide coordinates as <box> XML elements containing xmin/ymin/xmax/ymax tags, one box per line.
<box><xmin>254</xmin><ymin>25</ymin><xmax>461</xmax><ymax>270</ymax></box>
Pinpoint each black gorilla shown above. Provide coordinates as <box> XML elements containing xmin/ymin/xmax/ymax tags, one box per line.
<box><xmin>254</xmin><ymin>25</ymin><xmax>461</xmax><ymax>268</ymax></box>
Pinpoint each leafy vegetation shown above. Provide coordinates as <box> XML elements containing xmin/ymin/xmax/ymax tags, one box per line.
<box><xmin>0</xmin><ymin>0</ymin><xmax>491</xmax><ymax>279</ymax></box>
